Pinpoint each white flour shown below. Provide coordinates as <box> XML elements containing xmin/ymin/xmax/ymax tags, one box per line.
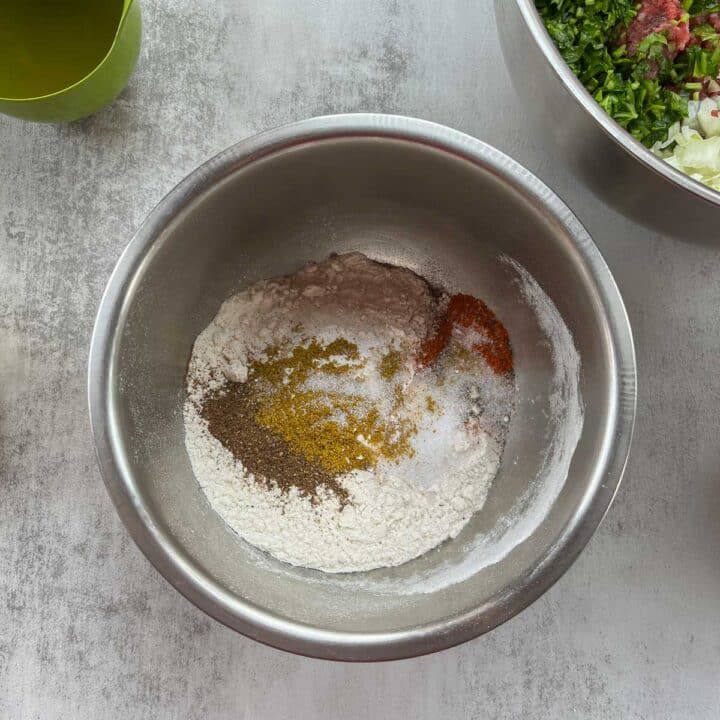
<box><xmin>184</xmin><ymin>253</ymin><xmax>514</xmax><ymax>573</ymax></box>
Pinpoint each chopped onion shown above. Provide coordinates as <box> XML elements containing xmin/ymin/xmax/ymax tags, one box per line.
<box><xmin>653</xmin><ymin>97</ymin><xmax>720</xmax><ymax>191</ymax></box>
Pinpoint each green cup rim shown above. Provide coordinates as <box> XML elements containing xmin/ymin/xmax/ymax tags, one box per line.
<box><xmin>0</xmin><ymin>0</ymin><xmax>136</xmax><ymax>104</ymax></box>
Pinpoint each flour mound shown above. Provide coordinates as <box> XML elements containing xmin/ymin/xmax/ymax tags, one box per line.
<box><xmin>184</xmin><ymin>253</ymin><xmax>512</xmax><ymax>573</ymax></box>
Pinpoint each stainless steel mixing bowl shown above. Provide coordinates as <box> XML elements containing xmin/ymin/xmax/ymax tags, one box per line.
<box><xmin>88</xmin><ymin>114</ymin><xmax>636</xmax><ymax>661</ymax></box>
<box><xmin>495</xmin><ymin>0</ymin><xmax>720</xmax><ymax>238</ymax></box>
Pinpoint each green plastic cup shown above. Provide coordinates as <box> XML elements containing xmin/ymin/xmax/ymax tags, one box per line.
<box><xmin>0</xmin><ymin>0</ymin><xmax>141</xmax><ymax>123</ymax></box>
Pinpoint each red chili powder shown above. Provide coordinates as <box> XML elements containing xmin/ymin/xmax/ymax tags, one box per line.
<box><xmin>417</xmin><ymin>294</ymin><xmax>514</xmax><ymax>375</ymax></box>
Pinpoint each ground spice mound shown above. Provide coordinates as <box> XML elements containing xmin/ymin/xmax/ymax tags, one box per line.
<box><xmin>255</xmin><ymin>387</ymin><xmax>416</xmax><ymax>475</ymax></box>
<box><xmin>200</xmin><ymin>335</ymin><xmax>418</xmax><ymax>504</ymax></box>
<box><xmin>199</xmin><ymin>292</ymin><xmax>511</xmax><ymax>504</ymax></box>
<box><xmin>417</xmin><ymin>293</ymin><xmax>514</xmax><ymax>375</ymax></box>
<box><xmin>250</xmin><ymin>338</ymin><xmax>416</xmax><ymax>477</ymax></box>
<box><xmin>201</xmin><ymin>381</ymin><xmax>349</xmax><ymax>504</ymax></box>
<box><xmin>379</xmin><ymin>350</ymin><xmax>403</xmax><ymax>380</ymax></box>
<box><xmin>251</xmin><ymin>337</ymin><xmax>362</xmax><ymax>386</ymax></box>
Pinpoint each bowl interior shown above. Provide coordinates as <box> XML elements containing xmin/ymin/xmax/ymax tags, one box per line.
<box><xmin>106</xmin><ymin>134</ymin><xmax>621</xmax><ymax>651</ymax></box>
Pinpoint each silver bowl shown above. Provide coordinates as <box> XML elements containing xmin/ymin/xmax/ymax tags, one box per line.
<box><xmin>88</xmin><ymin>114</ymin><xmax>636</xmax><ymax>661</ymax></box>
<box><xmin>495</xmin><ymin>0</ymin><xmax>720</xmax><ymax>238</ymax></box>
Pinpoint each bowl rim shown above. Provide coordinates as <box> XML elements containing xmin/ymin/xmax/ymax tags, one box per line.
<box><xmin>88</xmin><ymin>113</ymin><xmax>637</xmax><ymax>661</ymax></box>
<box><xmin>512</xmin><ymin>0</ymin><xmax>720</xmax><ymax>210</ymax></box>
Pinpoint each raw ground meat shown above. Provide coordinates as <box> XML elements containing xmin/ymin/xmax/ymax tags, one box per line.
<box><xmin>690</xmin><ymin>13</ymin><xmax>720</xmax><ymax>32</ymax></box>
<box><xmin>626</xmin><ymin>0</ymin><xmax>690</xmax><ymax>56</ymax></box>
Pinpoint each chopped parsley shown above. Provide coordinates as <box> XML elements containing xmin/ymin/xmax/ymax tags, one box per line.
<box><xmin>536</xmin><ymin>0</ymin><xmax>720</xmax><ymax>146</ymax></box>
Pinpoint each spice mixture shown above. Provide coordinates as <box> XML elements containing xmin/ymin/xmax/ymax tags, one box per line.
<box><xmin>417</xmin><ymin>293</ymin><xmax>514</xmax><ymax>374</ymax></box>
<box><xmin>184</xmin><ymin>253</ymin><xmax>517</xmax><ymax>573</ymax></box>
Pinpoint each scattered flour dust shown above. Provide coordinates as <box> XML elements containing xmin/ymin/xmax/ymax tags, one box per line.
<box><xmin>184</xmin><ymin>253</ymin><xmax>515</xmax><ymax>573</ymax></box>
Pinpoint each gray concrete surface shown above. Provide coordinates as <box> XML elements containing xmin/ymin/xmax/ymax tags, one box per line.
<box><xmin>1</xmin><ymin>0</ymin><xmax>718</xmax><ymax>717</ymax></box>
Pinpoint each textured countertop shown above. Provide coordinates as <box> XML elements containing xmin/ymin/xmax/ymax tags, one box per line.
<box><xmin>1</xmin><ymin>1</ymin><xmax>719</xmax><ymax>717</ymax></box>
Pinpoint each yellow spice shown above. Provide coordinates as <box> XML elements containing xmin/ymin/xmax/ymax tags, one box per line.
<box><xmin>379</xmin><ymin>350</ymin><xmax>403</xmax><ymax>381</ymax></box>
<box><xmin>250</xmin><ymin>336</ymin><xmax>417</xmax><ymax>474</ymax></box>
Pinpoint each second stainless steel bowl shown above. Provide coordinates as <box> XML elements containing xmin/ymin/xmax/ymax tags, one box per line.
<box><xmin>89</xmin><ymin>114</ymin><xmax>636</xmax><ymax>660</ymax></box>
<box><xmin>495</xmin><ymin>0</ymin><xmax>720</xmax><ymax>238</ymax></box>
